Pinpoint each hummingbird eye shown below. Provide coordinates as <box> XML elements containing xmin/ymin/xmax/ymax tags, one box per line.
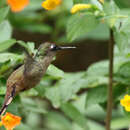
<box><xmin>50</xmin><ymin>44</ymin><xmax>58</xmax><ymax>51</ymax></box>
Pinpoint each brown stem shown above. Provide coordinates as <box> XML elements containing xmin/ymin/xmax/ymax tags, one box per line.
<box><xmin>106</xmin><ymin>29</ymin><xmax>114</xmax><ymax>130</ymax></box>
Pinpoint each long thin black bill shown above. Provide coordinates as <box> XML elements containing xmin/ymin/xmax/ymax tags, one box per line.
<box><xmin>58</xmin><ymin>46</ymin><xmax>76</xmax><ymax>50</ymax></box>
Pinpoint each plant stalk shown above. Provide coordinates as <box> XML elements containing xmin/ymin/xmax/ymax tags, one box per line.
<box><xmin>106</xmin><ymin>29</ymin><xmax>114</xmax><ymax>130</ymax></box>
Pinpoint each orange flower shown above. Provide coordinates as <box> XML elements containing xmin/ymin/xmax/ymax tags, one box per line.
<box><xmin>7</xmin><ymin>0</ymin><xmax>29</xmax><ymax>12</ymax></box>
<box><xmin>42</xmin><ymin>0</ymin><xmax>61</xmax><ymax>10</ymax></box>
<box><xmin>1</xmin><ymin>112</ymin><xmax>21</xmax><ymax>130</ymax></box>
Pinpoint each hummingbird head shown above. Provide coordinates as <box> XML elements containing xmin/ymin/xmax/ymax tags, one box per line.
<box><xmin>36</xmin><ymin>42</ymin><xmax>75</xmax><ymax>57</ymax></box>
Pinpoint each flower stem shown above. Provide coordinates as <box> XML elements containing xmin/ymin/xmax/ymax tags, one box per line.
<box><xmin>106</xmin><ymin>29</ymin><xmax>114</xmax><ymax>130</ymax></box>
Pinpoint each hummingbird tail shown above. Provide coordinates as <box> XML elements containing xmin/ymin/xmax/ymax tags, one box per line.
<box><xmin>0</xmin><ymin>86</ymin><xmax>16</xmax><ymax>116</ymax></box>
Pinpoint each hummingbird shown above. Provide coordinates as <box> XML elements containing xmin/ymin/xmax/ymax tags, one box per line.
<box><xmin>0</xmin><ymin>42</ymin><xmax>75</xmax><ymax>116</ymax></box>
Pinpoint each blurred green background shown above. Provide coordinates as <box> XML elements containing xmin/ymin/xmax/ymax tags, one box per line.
<box><xmin>0</xmin><ymin>0</ymin><xmax>130</xmax><ymax>130</ymax></box>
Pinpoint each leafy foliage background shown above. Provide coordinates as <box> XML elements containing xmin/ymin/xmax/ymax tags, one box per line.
<box><xmin>0</xmin><ymin>0</ymin><xmax>130</xmax><ymax>130</ymax></box>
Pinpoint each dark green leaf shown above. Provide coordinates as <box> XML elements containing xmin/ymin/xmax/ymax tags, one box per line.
<box><xmin>115</xmin><ymin>0</ymin><xmax>130</xmax><ymax>8</ymax></box>
<box><xmin>73</xmin><ymin>0</ymin><xmax>88</xmax><ymax>4</ymax></box>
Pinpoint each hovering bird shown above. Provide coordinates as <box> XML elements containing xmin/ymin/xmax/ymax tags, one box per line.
<box><xmin>0</xmin><ymin>42</ymin><xmax>75</xmax><ymax>116</ymax></box>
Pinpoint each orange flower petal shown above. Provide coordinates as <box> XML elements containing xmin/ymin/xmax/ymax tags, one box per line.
<box><xmin>7</xmin><ymin>0</ymin><xmax>29</xmax><ymax>12</ymax></box>
<box><xmin>42</xmin><ymin>0</ymin><xmax>61</xmax><ymax>10</ymax></box>
<box><xmin>1</xmin><ymin>112</ymin><xmax>21</xmax><ymax>130</ymax></box>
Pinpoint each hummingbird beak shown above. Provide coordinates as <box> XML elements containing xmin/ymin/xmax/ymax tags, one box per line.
<box><xmin>57</xmin><ymin>46</ymin><xmax>76</xmax><ymax>50</ymax></box>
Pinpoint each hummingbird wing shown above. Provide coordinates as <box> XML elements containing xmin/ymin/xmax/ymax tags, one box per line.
<box><xmin>0</xmin><ymin>85</ymin><xmax>16</xmax><ymax>116</ymax></box>
<box><xmin>24</xmin><ymin>50</ymin><xmax>35</xmax><ymax>76</ymax></box>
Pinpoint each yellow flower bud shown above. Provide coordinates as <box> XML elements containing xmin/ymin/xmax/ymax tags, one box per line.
<box><xmin>71</xmin><ymin>4</ymin><xmax>92</xmax><ymax>14</ymax></box>
<box><xmin>42</xmin><ymin>0</ymin><xmax>61</xmax><ymax>10</ymax></box>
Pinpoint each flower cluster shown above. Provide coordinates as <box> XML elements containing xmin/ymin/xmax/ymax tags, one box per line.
<box><xmin>7</xmin><ymin>0</ymin><xmax>62</xmax><ymax>12</ymax></box>
<box><xmin>120</xmin><ymin>95</ymin><xmax>130</xmax><ymax>112</ymax></box>
<box><xmin>0</xmin><ymin>112</ymin><xmax>21</xmax><ymax>130</ymax></box>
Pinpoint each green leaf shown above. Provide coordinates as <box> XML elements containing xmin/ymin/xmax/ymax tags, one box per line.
<box><xmin>22</xmin><ymin>88</ymin><xmax>38</xmax><ymax>96</ymax></box>
<box><xmin>61</xmin><ymin>102</ymin><xmax>89</xmax><ymax>129</ymax></box>
<box><xmin>118</xmin><ymin>62</ymin><xmax>130</xmax><ymax>78</ymax></box>
<box><xmin>0</xmin><ymin>53</ymin><xmax>23</xmax><ymax>75</ymax></box>
<box><xmin>67</xmin><ymin>13</ymin><xmax>98</xmax><ymax>42</ymax></box>
<box><xmin>0</xmin><ymin>87</ymin><xmax>6</xmax><ymax>95</ymax></box>
<box><xmin>45</xmin><ymin>72</ymin><xmax>85</xmax><ymax>108</ymax></box>
<box><xmin>111</xmin><ymin>117</ymin><xmax>130</xmax><ymax>129</ymax></box>
<box><xmin>17</xmin><ymin>40</ymin><xmax>28</xmax><ymax>50</ymax></box>
<box><xmin>103</xmin><ymin>1</ymin><xmax>119</xmax><ymax>27</ymax></box>
<box><xmin>46</xmin><ymin>112</ymin><xmax>72</xmax><ymax>130</ymax></box>
<box><xmin>86</xmin><ymin>23</ymin><xmax>110</xmax><ymax>40</ymax></box>
<box><xmin>113</xmin><ymin>84</ymin><xmax>127</xmax><ymax>101</ymax></box>
<box><xmin>45</xmin><ymin>87</ymin><xmax>61</xmax><ymax>108</ymax></box>
<box><xmin>0</xmin><ymin>52</ymin><xmax>23</xmax><ymax>63</ymax></box>
<box><xmin>0</xmin><ymin>20</ymin><xmax>12</xmax><ymax>42</ymax></box>
<box><xmin>17</xmin><ymin>41</ymin><xmax>37</xmax><ymax>55</ymax></box>
<box><xmin>46</xmin><ymin>64</ymin><xmax>64</xmax><ymax>79</ymax></box>
<box><xmin>87</xmin><ymin>60</ymin><xmax>109</xmax><ymax>76</ymax></box>
<box><xmin>58</xmin><ymin>72</ymin><xmax>86</xmax><ymax>102</ymax></box>
<box><xmin>0</xmin><ymin>39</ymin><xmax>16</xmax><ymax>52</ymax></box>
<box><xmin>0</xmin><ymin>6</ymin><xmax>9</xmax><ymax>24</ymax></box>
<box><xmin>114</xmin><ymin>31</ymin><xmax>128</xmax><ymax>52</ymax></box>
<box><xmin>87</xmin><ymin>57</ymin><xmax>125</xmax><ymax>76</ymax></box>
<box><xmin>104</xmin><ymin>1</ymin><xmax>119</xmax><ymax>15</ymax></box>
<box><xmin>16</xmin><ymin>123</ymin><xmax>32</xmax><ymax>130</ymax></box>
<box><xmin>115</xmin><ymin>0</ymin><xmax>130</xmax><ymax>8</ymax></box>
<box><xmin>45</xmin><ymin>71</ymin><xmax>107</xmax><ymax>108</ymax></box>
<box><xmin>21</xmin><ymin>97</ymin><xmax>47</xmax><ymax>114</ymax></box>
<box><xmin>26</xmin><ymin>42</ymin><xmax>37</xmax><ymax>55</ymax></box>
<box><xmin>85</xmin><ymin>85</ymin><xmax>107</xmax><ymax>108</ymax></box>
<box><xmin>88</xmin><ymin>120</ymin><xmax>105</xmax><ymax>130</ymax></box>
